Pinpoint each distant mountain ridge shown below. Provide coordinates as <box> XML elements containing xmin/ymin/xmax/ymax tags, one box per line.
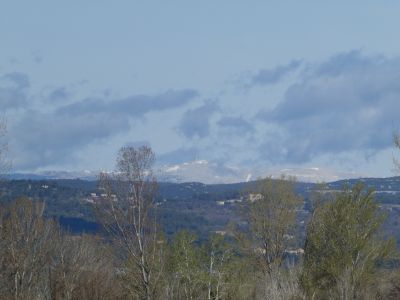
<box><xmin>8</xmin><ymin>160</ymin><xmax>365</xmax><ymax>184</ymax></box>
<box><xmin>8</xmin><ymin>170</ymin><xmax>98</xmax><ymax>181</ymax></box>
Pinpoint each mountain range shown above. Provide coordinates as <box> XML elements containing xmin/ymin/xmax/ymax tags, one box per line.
<box><xmin>9</xmin><ymin>160</ymin><xmax>365</xmax><ymax>184</ymax></box>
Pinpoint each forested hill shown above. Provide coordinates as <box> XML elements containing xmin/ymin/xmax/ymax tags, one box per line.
<box><xmin>2</xmin><ymin>177</ymin><xmax>400</xmax><ymax>213</ymax></box>
<box><xmin>1</xmin><ymin>176</ymin><xmax>400</xmax><ymax>240</ymax></box>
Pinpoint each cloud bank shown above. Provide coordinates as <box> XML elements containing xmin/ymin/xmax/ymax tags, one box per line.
<box><xmin>258</xmin><ymin>51</ymin><xmax>400</xmax><ymax>163</ymax></box>
<box><xmin>9</xmin><ymin>86</ymin><xmax>199</xmax><ymax>169</ymax></box>
<box><xmin>3</xmin><ymin>50</ymin><xmax>400</xmax><ymax>175</ymax></box>
<box><xmin>177</xmin><ymin>100</ymin><xmax>220</xmax><ymax>139</ymax></box>
<box><xmin>0</xmin><ymin>72</ymin><xmax>29</xmax><ymax>110</ymax></box>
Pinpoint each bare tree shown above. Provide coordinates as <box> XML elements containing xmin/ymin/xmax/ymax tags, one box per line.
<box><xmin>95</xmin><ymin>146</ymin><xmax>163</xmax><ymax>300</ymax></box>
<box><xmin>0</xmin><ymin>197</ymin><xmax>124</xmax><ymax>300</ymax></box>
<box><xmin>50</xmin><ymin>234</ymin><xmax>122</xmax><ymax>300</ymax></box>
<box><xmin>0</xmin><ymin>119</ymin><xmax>10</xmax><ymax>196</ymax></box>
<box><xmin>0</xmin><ymin>198</ymin><xmax>57</xmax><ymax>299</ymax></box>
<box><xmin>394</xmin><ymin>132</ymin><xmax>400</xmax><ymax>172</ymax></box>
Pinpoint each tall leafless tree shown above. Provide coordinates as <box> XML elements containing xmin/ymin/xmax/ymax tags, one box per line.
<box><xmin>394</xmin><ymin>133</ymin><xmax>400</xmax><ymax>172</ymax></box>
<box><xmin>95</xmin><ymin>146</ymin><xmax>164</xmax><ymax>300</ymax></box>
<box><xmin>0</xmin><ymin>119</ymin><xmax>10</xmax><ymax>196</ymax></box>
<box><xmin>50</xmin><ymin>233</ymin><xmax>122</xmax><ymax>300</ymax></box>
<box><xmin>0</xmin><ymin>198</ymin><xmax>57</xmax><ymax>299</ymax></box>
<box><xmin>0</xmin><ymin>197</ymin><xmax>123</xmax><ymax>300</ymax></box>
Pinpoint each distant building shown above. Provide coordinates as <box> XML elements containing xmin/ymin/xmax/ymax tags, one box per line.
<box><xmin>214</xmin><ymin>230</ymin><xmax>226</xmax><ymax>236</ymax></box>
<box><xmin>249</xmin><ymin>193</ymin><xmax>262</xmax><ymax>202</ymax></box>
<box><xmin>225</xmin><ymin>198</ymin><xmax>243</xmax><ymax>204</ymax></box>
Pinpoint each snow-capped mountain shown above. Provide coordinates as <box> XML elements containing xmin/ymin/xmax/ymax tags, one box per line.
<box><xmin>9</xmin><ymin>170</ymin><xmax>98</xmax><ymax>181</ymax></box>
<box><xmin>265</xmin><ymin>167</ymin><xmax>364</xmax><ymax>183</ymax></box>
<box><xmin>157</xmin><ymin>160</ymin><xmax>253</xmax><ymax>184</ymax></box>
<box><xmin>9</xmin><ymin>161</ymin><xmax>364</xmax><ymax>184</ymax></box>
<box><xmin>156</xmin><ymin>160</ymin><xmax>364</xmax><ymax>184</ymax></box>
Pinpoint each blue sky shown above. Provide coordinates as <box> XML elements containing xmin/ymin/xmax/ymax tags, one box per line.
<box><xmin>1</xmin><ymin>1</ymin><xmax>400</xmax><ymax>177</ymax></box>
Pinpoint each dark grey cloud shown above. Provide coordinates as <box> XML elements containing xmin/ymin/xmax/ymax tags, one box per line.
<box><xmin>313</xmin><ymin>50</ymin><xmax>384</xmax><ymax>77</ymax></box>
<box><xmin>12</xmin><ymin>110</ymin><xmax>129</xmax><ymax>169</ymax></box>
<box><xmin>0</xmin><ymin>72</ymin><xmax>29</xmax><ymax>110</ymax></box>
<box><xmin>241</xmin><ymin>60</ymin><xmax>302</xmax><ymax>90</ymax></box>
<box><xmin>58</xmin><ymin>89</ymin><xmax>198</xmax><ymax>117</ymax></box>
<box><xmin>217</xmin><ymin>116</ymin><xmax>254</xmax><ymax>135</ymax></box>
<box><xmin>258</xmin><ymin>51</ymin><xmax>400</xmax><ymax>164</ymax></box>
<box><xmin>11</xmin><ymin>89</ymin><xmax>198</xmax><ymax>169</ymax></box>
<box><xmin>177</xmin><ymin>100</ymin><xmax>220</xmax><ymax>139</ymax></box>
<box><xmin>46</xmin><ymin>87</ymin><xmax>71</xmax><ymax>103</ymax></box>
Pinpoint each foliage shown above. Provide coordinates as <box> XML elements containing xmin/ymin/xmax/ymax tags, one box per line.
<box><xmin>2</xmin><ymin>142</ymin><xmax>400</xmax><ymax>299</ymax></box>
<box><xmin>301</xmin><ymin>184</ymin><xmax>395</xmax><ymax>299</ymax></box>
<box><xmin>233</xmin><ymin>176</ymin><xmax>302</xmax><ymax>276</ymax></box>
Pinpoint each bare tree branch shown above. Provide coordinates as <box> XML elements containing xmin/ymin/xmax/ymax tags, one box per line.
<box><xmin>94</xmin><ymin>146</ymin><xmax>163</xmax><ymax>300</ymax></box>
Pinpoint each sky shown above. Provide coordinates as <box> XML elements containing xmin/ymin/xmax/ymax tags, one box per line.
<box><xmin>1</xmin><ymin>1</ymin><xmax>400</xmax><ymax>178</ymax></box>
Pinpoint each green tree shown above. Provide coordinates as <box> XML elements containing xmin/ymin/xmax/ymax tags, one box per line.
<box><xmin>301</xmin><ymin>184</ymin><xmax>395</xmax><ymax>299</ymax></box>
<box><xmin>204</xmin><ymin>234</ymin><xmax>234</xmax><ymax>300</ymax></box>
<box><xmin>234</xmin><ymin>176</ymin><xmax>302</xmax><ymax>276</ymax></box>
<box><xmin>230</xmin><ymin>176</ymin><xmax>302</xmax><ymax>299</ymax></box>
<box><xmin>167</xmin><ymin>230</ymin><xmax>206</xmax><ymax>300</ymax></box>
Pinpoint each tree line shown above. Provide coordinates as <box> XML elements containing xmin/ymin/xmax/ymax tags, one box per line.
<box><xmin>2</xmin><ymin>139</ymin><xmax>400</xmax><ymax>298</ymax></box>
